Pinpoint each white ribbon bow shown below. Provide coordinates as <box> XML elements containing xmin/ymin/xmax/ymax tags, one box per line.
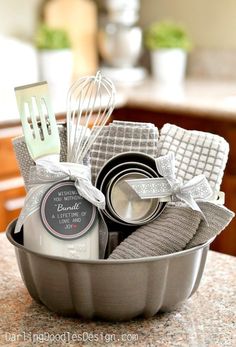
<box><xmin>126</xmin><ymin>152</ymin><xmax>213</xmax><ymax>217</ymax></box>
<box><xmin>14</xmin><ymin>161</ymin><xmax>105</xmax><ymax>234</ymax></box>
<box><xmin>31</xmin><ymin>161</ymin><xmax>105</xmax><ymax>209</ymax></box>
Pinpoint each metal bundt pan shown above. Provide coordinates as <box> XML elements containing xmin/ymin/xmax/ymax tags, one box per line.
<box><xmin>7</xmin><ymin>219</ymin><xmax>211</xmax><ymax>321</ymax></box>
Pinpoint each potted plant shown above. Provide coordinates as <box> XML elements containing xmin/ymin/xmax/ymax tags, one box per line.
<box><xmin>35</xmin><ymin>24</ymin><xmax>73</xmax><ymax>93</ymax></box>
<box><xmin>145</xmin><ymin>21</ymin><xmax>192</xmax><ymax>83</ymax></box>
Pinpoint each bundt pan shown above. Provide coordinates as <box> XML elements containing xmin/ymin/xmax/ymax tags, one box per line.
<box><xmin>7</xmin><ymin>219</ymin><xmax>211</xmax><ymax>321</ymax></box>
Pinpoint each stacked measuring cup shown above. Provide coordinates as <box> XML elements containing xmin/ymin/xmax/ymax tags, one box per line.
<box><xmin>96</xmin><ymin>152</ymin><xmax>166</xmax><ymax>226</ymax></box>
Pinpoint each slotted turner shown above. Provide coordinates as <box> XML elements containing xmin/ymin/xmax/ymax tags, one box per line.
<box><xmin>14</xmin><ymin>81</ymin><xmax>60</xmax><ymax>162</ymax></box>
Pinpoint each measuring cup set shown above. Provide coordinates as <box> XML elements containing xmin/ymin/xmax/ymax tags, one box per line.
<box><xmin>96</xmin><ymin>152</ymin><xmax>167</xmax><ymax>227</ymax></box>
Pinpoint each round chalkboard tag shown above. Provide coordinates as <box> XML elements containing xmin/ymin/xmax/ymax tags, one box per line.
<box><xmin>40</xmin><ymin>181</ymin><xmax>96</xmax><ymax>240</ymax></box>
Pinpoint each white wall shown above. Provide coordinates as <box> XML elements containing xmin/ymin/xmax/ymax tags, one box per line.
<box><xmin>0</xmin><ymin>0</ymin><xmax>43</xmax><ymax>40</ymax></box>
<box><xmin>140</xmin><ymin>0</ymin><xmax>236</xmax><ymax>49</ymax></box>
<box><xmin>1</xmin><ymin>0</ymin><xmax>236</xmax><ymax>48</ymax></box>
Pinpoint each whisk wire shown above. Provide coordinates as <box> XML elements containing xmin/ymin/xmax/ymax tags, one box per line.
<box><xmin>67</xmin><ymin>76</ymin><xmax>91</xmax><ymax>161</ymax></box>
<box><xmin>69</xmin><ymin>77</ymin><xmax>92</xmax><ymax>161</ymax></box>
<box><xmin>67</xmin><ymin>72</ymin><xmax>116</xmax><ymax>164</ymax></box>
<box><xmin>72</xmin><ymin>78</ymin><xmax>94</xmax><ymax>161</ymax></box>
<box><xmin>73</xmin><ymin>76</ymin><xmax>101</xmax><ymax>162</ymax></box>
<box><xmin>78</xmin><ymin>80</ymin><xmax>115</xmax><ymax>161</ymax></box>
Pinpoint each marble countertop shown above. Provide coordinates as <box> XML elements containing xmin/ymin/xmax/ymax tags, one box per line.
<box><xmin>120</xmin><ymin>78</ymin><xmax>236</xmax><ymax>120</ymax></box>
<box><xmin>2</xmin><ymin>78</ymin><xmax>236</xmax><ymax>127</ymax></box>
<box><xmin>0</xmin><ymin>233</ymin><xmax>235</xmax><ymax>347</ymax></box>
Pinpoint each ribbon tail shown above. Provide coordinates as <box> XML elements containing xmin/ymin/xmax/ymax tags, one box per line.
<box><xmin>155</xmin><ymin>152</ymin><xmax>176</xmax><ymax>182</ymax></box>
<box><xmin>97</xmin><ymin>211</ymin><xmax>109</xmax><ymax>259</ymax></box>
<box><xmin>75</xmin><ymin>179</ymin><xmax>105</xmax><ymax>209</ymax></box>
<box><xmin>15</xmin><ymin>209</ymin><xmax>28</xmax><ymax>234</ymax></box>
<box><xmin>176</xmin><ymin>193</ymin><xmax>209</xmax><ymax>224</ymax></box>
<box><xmin>14</xmin><ymin>191</ymin><xmax>38</xmax><ymax>234</ymax></box>
<box><xmin>14</xmin><ymin>185</ymin><xmax>51</xmax><ymax>234</ymax></box>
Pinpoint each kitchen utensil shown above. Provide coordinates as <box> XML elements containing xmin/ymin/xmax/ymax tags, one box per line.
<box><xmin>105</xmin><ymin>167</ymin><xmax>153</xmax><ymax>205</ymax></box>
<box><xmin>98</xmin><ymin>0</ymin><xmax>147</xmax><ymax>84</ymax></box>
<box><xmin>96</xmin><ymin>152</ymin><xmax>159</xmax><ymax>190</ymax></box>
<box><xmin>14</xmin><ymin>82</ymin><xmax>99</xmax><ymax>260</ymax></box>
<box><xmin>100</xmin><ymin>163</ymin><xmax>156</xmax><ymax>194</ymax></box>
<box><xmin>13</xmin><ymin>123</ymin><xmax>67</xmax><ymax>191</ymax></box>
<box><xmin>100</xmin><ymin>164</ymin><xmax>156</xmax><ymax>225</ymax></box>
<box><xmin>96</xmin><ymin>152</ymin><xmax>167</xmax><ymax>226</ymax></box>
<box><xmin>14</xmin><ymin>81</ymin><xmax>61</xmax><ymax>161</ymax></box>
<box><xmin>66</xmin><ymin>70</ymin><xmax>116</xmax><ymax>163</ymax></box>
<box><xmin>7</xmin><ymin>219</ymin><xmax>213</xmax><ymax>321</ymax></box>
<box><xmin>103</xmin><ymin>168</ymin><xmax>156</xmax><ymax>217</ymax></box>
<box><xmin>65</xmin><ymin>71</ymin><xmax>115</xmax><ymax>259</ymax></box>
<box><xmin>98</xmin><ymin>23</ymin><xmax>142</xmax><ymax>68</ymax></box>
<box><xmin>105</xmin><ymin>168</ymin><xmax>154</xmax><ymax>224</ymax></box>
<box><xmin>109</xmin><ymin>172</ymin><xmax>159</xmax><ymax>223</ymax></box>
<box><xmin>100</xmin><ymin>161</ymin><xmax>158</xmax><ymax>188</ymax></box>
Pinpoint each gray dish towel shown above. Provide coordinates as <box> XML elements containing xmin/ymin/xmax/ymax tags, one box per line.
<box><xmin>12</xmin><ymin>124</ymin><xmax>68</xmax><ymax>191</ymax></box>
<box><xmin>108</xmin><ymin>202</ymin><xmax>234</xmax><ymax>259</ymax></box>
<box><xmin>158</xmin><ymin>123</ymin><xmax>229</xmax><ymax>192</ymax></box>
<box><xmin>90</xmin><ymin>120</ymin><xmax>159</xmax><ymax>184</ymax></box>
<box><xmin>109</xmin><ymin>204</ymin><xmax>202</xmax><ymax>259</ymax></box>
<box><xmin>185</xmin><ymin>201</ymin><xmax>234</xmax><ymax>249</ymax></box>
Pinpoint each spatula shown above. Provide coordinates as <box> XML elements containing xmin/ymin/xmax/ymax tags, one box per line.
<box><xmin>14</xmin><ymin>81</ymin><xmax>60</xmax><ymax>162</ymax></box>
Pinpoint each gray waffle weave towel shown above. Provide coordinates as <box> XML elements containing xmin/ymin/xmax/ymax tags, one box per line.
<box><xmin>158</xmin><ymin>124</ymin><xmax>229</xmax><ymax>192</ymax></box>
<box><xmin>12</xmin><ymin>124</ymin><xmax>67</xmax><ymax>191</ymax></box>
<box><xmin>108</xmin><ymin>205</ymin><xmax>202</xmax><ymax>259</ymax></box>
<box><xmin>185</xmin><ymin>201</ymin><xmax>234</xmax><ymax>249</ymax></box>
<box><xmin>90</xmin><ymin>120</ymin><xmax>159</xmax><ymax>184</ymax></box>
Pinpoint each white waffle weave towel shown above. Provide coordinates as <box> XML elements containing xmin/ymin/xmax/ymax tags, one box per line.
<box><xmin>158</xmin><ymin>123</ymin><xmax>229</xmax><ymax>192</ymax></box>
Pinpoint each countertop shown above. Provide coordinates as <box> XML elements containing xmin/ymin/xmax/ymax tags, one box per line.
<box><xmin>2</xmin><ymin>78</ymin><xmax>236</xmax><ymax>127</ymax></box>
<box><xmin>122</xmin><ymin>78</ymin><xmax>236</xmax><ymax>120</ymax></box>
<box><xmin>0</xmin><ymin>233</ymin><xmax>235</xmax><ymax>347</ymax></box>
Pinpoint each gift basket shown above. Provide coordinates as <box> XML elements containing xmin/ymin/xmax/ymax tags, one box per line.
<box><xmin>7</xmin><ymin>72</ymin><xmax>234</xmax><ymax>321</ymax></box>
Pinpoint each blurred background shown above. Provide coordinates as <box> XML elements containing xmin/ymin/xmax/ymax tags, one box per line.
<box><xmin>2</xmin><ymin>0</ymin><xmax>236</xmax><ymax>92</ymax></box>
<box><xmin>0</xmin><ymin>0</ymin><xmax>236</xmax><ymax>255</ymax></box>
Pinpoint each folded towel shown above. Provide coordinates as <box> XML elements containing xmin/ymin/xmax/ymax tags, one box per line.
<box><xmin>108</xmin><ymin>201</ymin><xmax>234</xmax><ymax>259</ymax></box>
<box><xmin>158</xmin><ymin>124</ymin><xmax>229</xmax><ymax>192</ymax></box>
<box><xmin>108</xmin><ymin>205</ymin><xmax>202</xmax><ymax>259</ymax></box>
<box><xmin>90</xmin><ymin>120</ymin><xmax>159</xmax><ymax>184</ymax></box>
<box><xmin>12</xmin><ymin>125</ymin><xmax>68</xmax><ymax>191</ymax></box>
<box><xmin>105</xmin><ymin>230</ymin><xmax>133</xmax><ymax>258</ymax></box>
<box><xmin>185</xmin><ymin>201</ymin><xmax>234</xmax><ymax>249</ymax></box>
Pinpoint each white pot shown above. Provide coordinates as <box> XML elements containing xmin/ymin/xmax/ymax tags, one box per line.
<box><xmin>38</xmin><ymin>49</ymin><xmax>73</xmax><ymax>91</ymax></box>
<box><xmin>150</xmin><ymin>48</ymin><xmax>187</xmax><ymax>84</ymax></box>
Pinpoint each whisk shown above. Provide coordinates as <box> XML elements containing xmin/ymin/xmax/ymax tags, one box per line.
<box><xmin>66</xmin><ymin>71</ymin><xmax>116</xmax><ymax>163</ymax></box>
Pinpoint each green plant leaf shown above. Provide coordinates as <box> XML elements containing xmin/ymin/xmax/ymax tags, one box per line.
<box><xmin>145</xmin><ymin>21</ymin><xmax>192</xmax><ymax>51</ymax></box>
<box><xmin>35</xmin><ymin>24</ymin><xmax>71</xmax><ymax>50</ymax></box>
